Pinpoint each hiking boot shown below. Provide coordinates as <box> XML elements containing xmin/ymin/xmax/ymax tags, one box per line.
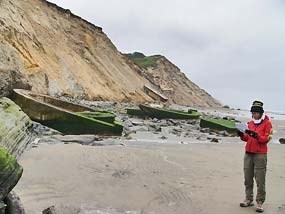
<box><xmin>256</xmin><ymin>203</ymin><xmax>264</xmax><ymax>213</ymax></box>
<box><xmin>240</xmin><ymin>199</ymin><xmax>254</xmax><ymax>207</ymax></box>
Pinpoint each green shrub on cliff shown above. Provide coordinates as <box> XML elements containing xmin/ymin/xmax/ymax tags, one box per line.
<box><xmin>125</xmin><ymin>52</ymin><xmax>162</xmax><ymax>69</ymax></box>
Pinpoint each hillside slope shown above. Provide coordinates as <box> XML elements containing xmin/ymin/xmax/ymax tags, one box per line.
<box><xmin>0</xmin><ymin>0</ymin><xmax>221</xmax><ymax>107</ymax></box>
<box><xmin>125</xmin><ymin>52</ymin><xmax>221</xmax><ymax>107</ymax></box>
<box><xmin>0</xmin><ymin>0</ymin><xmax>152</xmax><ymax>102</ymax></box>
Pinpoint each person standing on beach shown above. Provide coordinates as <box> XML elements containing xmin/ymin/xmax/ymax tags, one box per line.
<box><xmin>237</xmin><ymin>101</ymin><xmax>273</xmax><ymax>213</ymax></box>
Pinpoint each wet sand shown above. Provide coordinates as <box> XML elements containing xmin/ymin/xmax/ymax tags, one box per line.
<box><xmin>15</xmin><ymin>140</ymin><xmax>285</xmax><ymax>214</ymax></box>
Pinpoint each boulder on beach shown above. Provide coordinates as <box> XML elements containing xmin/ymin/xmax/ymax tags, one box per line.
<box><xmin>0</xmin><ymin>97</ymin><xmax>33</xmax><ymax>158</ymax></box>
<box><xmin>0</xmin><ymin>146</ymin><xmax>23</xmax><ymax>201</ymax></box>
<box><xmin>0</xmin><ymin>97</ymin><xmax>31</xmax><ymax>212</ymax></box>
<box><xmin>4</xmin><ymin>191</ymin><xmax>25</xmax><ymax>214</ymax></box>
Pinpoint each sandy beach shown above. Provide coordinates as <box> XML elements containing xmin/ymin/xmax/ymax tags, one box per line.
<box><xmin>11</xmin><ymin>105</ymin><xmax>285</xmax><ymax>214</ymax></box>
<box><xmin>14</xmin><ymin>138</ymin><xmax>285</xmax><ymax>214</ymax></box>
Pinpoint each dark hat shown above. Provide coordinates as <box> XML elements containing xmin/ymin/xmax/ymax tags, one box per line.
<box><xmin>251</xmin><ymin>101</ymin><xmax>264</xmax><ymax>113</ymax></box>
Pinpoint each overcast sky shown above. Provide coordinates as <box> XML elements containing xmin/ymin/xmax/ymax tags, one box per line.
<box><xmin>49</xmin><ymin>0</ymin><xmax>285</xmax><ymax>112</ymax></box>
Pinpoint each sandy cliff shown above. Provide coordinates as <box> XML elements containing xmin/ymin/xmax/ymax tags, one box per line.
<box><xmin>0</xmin><ymin>0</ymin><xmax>221</xmax><ymax>107</ymax></box>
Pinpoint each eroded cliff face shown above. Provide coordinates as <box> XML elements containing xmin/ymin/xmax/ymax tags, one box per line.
<box><xmin>0</xmin><ymin>0</ymin><xmax>220</xmax><ymax>107</ymax></box>
<box><xmin>147</xmin><ymin>57</ymin><xmax>221</xmax><ymax>107</ymax></box>
<box><xmin>0</xmin><ymin>0</ymin><xmax>151</xmax><ymax>102</ymax></box>
<box><xmin>125</xmin><ymin>53</ymin><xmax>221</xmax><ymax>107</ymax></box>
<box><xmin>0</xmin><ymin>69</ymin><xmax>31</xmax><ymax>98</ymax></box>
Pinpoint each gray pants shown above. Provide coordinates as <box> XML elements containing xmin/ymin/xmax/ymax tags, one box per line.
<box><xmin>244</xmin><ymin>152</ymin><xmax>267</xmax><ymax>204</ymax></box>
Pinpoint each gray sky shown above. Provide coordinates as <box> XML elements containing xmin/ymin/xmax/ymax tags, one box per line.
<box><xmin>49</xmin><ymin>0</ymin><xmax>285</xmax><ymax>112</ymax></box>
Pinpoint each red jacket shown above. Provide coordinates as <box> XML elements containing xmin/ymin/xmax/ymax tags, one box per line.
<box><xmin>241</xmin><ymin>115</ymin><xmax>273</xmax><ymax>154</ymax></box>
